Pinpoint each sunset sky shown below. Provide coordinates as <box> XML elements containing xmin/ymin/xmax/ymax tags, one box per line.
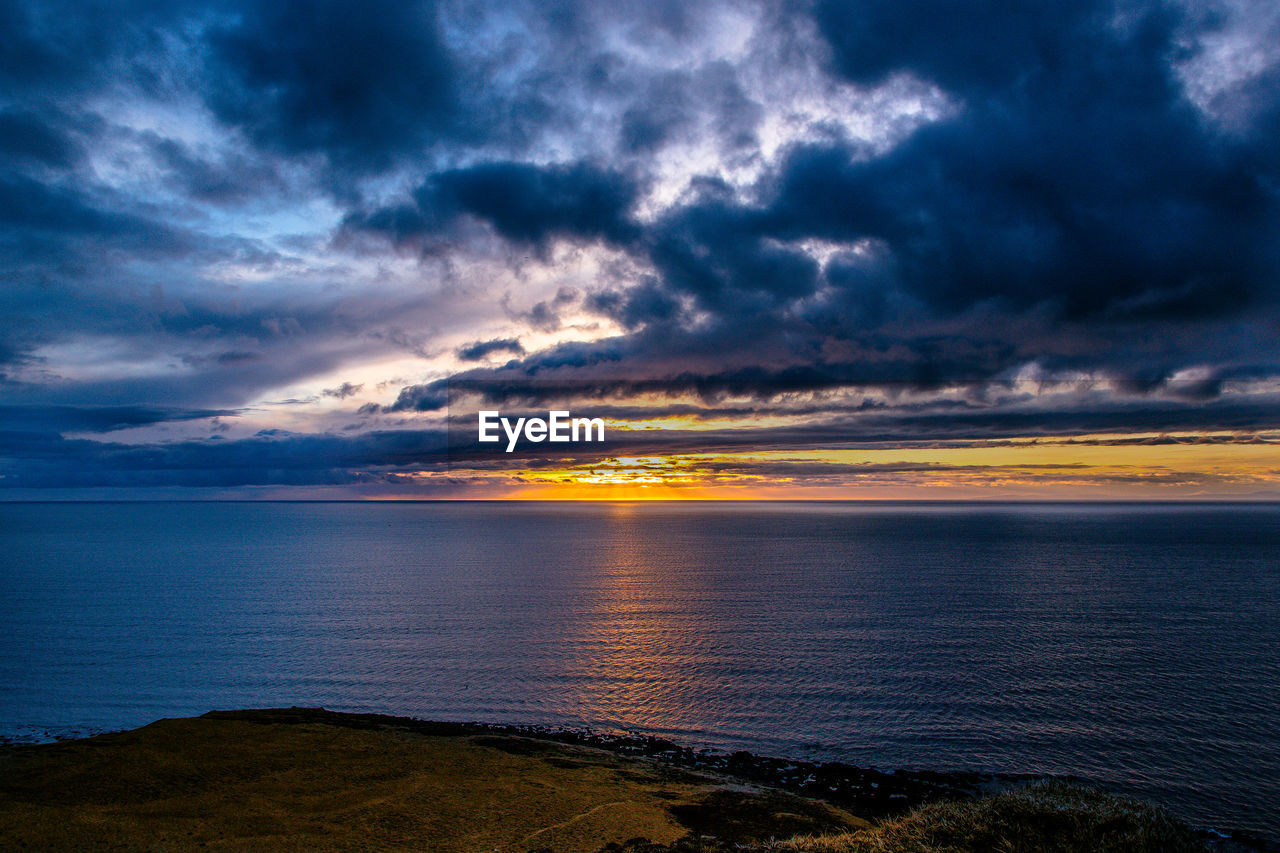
<box><xmin>3</xmin><ymin>0</ymin><xmax>1280</xmax><ymax>499</ymax></box>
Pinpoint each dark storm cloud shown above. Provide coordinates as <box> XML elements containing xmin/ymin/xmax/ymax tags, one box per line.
<box><xmin>0</xmin><ymin>0</ymin><xmax>170</xmax><ymax>94</ymax></box>
<box><xmin>645</xmin><ymin>192</ymin><xmax>823</xmax><ymax>307</ymax></box>
<box><xmin>0</xmin><ymin>109</ymin><xmax>83</xmax><ymax>169</ymax></box>
<box><xmin>585</xmin><ymin>278</ymin><xmax>682</xmax><ymax>330</ymax></box>
<box><xmin>345</xmin><ymin>160</ymin><xmax>641</xmax><ymax>251</ymax></box>
<box><xmin>789</xmin><ymin>0</ymin><xmax>1279</xmax><ymax>320</ymax></box>
<box><xmin>0</xmin><ymin>428</ymin><xmax>449</xmax><ymax>489</ymax></box>
<box><xmin>0</xmin><ymin>405</ymin><xmax>239</xmax><ymax>434</ymax></box>
<box><xmin>433</xmin><ymin>162</ymin><xmax>640</xmax><ymax>246</ymax></box>
<box><xmin>456</xmin><ymin>338</ymin><xmax>525</xmax><ymax>361</ymax></box>
<box><xmin>321</xmin><ymin>382</ymin><xmax>364</xmax><ymax>399</ymax></box>
<box><xmin>385</xmin><ymin>320</ymin><xmax>1190</xmax><ymax>413</ymax></box>
<box><xmin>433</xmin><ymin>357</ymin><xmax>991</xmax><ymax>406</ymax></box>
<box><xmin>145</xmin><ymin>135</ymin><xmax>288</xmax><ymax>204</ymax></box>
<box><xmin>341</xmin><ymin>0</ymin><xmax>1280</xmax><ymax>372</ymax></box>
<box><xmin>813</xmin><ymin>0</ymin><xmax>1109</xmax><ymax>96</ymax></box>
<box><xmin>0</xmin><ymin>2</ymin><xmax>463</xmax><ymax>434</ymax></box>
<box><xmin>203</xmin><ymin>0</ymin><xmax>456</xmax><ymax>171</ymax></box>
<box><xmin>617</xmin><ymin>62</ymin><xmax>762</xmax><ymax>156</ymax></box>
<box><xmin>625</xmin><ymin>75</ymin><xmax>1278</xmax><ymax>325</ymax></box>
<box><xmin>352</xmin><ymin>0</ymin><xmax>1280</xmax><ymax>424</ymax></box>
<box><xmin>0</xmin><ymin>174</ymin><xmax>192</xmax><ymax>255</ymax></box>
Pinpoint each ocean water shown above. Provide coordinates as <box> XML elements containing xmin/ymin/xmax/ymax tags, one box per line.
<box><xmin>1</xmin><ymin>501</ymin><xmax>1277</xmax><ymax>836</ymax></box>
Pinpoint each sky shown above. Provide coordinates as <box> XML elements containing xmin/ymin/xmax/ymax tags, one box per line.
<box><xmin>2</xmin><ymin>0</ymin><xmax>1280</xmax><ymax>499</ymax></box>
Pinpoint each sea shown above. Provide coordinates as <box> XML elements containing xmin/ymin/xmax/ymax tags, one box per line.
<box><xmin>1</xmin><ymin>501</ymin><xmax>1277</xmax><ymax>837</ymax></box>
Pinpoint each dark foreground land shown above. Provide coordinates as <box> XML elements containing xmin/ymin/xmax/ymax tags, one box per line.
<box><xmin>0</xmin><ymin>708</ymin><xmax>1259</xmax><ymax>852</ymax></box>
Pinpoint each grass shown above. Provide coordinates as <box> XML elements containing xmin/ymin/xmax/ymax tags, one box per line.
<box><xmin>0</xmin><ymin>713</ymin><xmax>862</xmax><ymax>852</ymax></box>
<box><xmin>763</xmin><ymin>780</ymin><xmax>1207</xmax><ymax>853</ymax></box>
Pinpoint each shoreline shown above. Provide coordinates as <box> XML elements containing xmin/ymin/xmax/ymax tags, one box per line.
<box><xmin>2</xmin><ymin>708</ymin><xmax>1274</xmax><ymax>851</ymax></box>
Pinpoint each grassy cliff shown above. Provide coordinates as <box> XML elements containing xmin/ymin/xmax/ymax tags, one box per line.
<box><xmin>0</xmin><ymin>710</ymin><xmax>1212</xmax><ymax>852</ymax></box>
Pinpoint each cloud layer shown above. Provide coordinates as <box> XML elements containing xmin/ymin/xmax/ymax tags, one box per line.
<box><xmin>3</xmin><ymin>0</ymin><xmax>1280</xmax><ymax>496</ymax></box>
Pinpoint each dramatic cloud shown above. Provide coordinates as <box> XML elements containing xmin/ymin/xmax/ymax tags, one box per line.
<box><xmin>321</xmin><ymin>382</ymin><xmax>364</xmax><ymax>399</ymax></box>
<box><xmin>345</xmin><ymin>160</ymin><xmax>641</xmax><ymax>251</ymax></box>
<box><xmin>2</xmin><ymin>0</ymin><xmax>1279</xmax><ymax>497</ymax></box>
<box><xmin>456</xmin><ymin>338</ymin><xmax>525</xmax><ymax>361</ymax></box>
<box><xmin>204</xmin><ymin>0</ymin><xmax>457</xmax><ymax>170</ymax></box>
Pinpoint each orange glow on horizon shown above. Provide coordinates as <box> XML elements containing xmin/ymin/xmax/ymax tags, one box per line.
<box><xmin>423</xmin><ymin>430</ymin><xmax>1280</xmax><ymax>501</ymax></box>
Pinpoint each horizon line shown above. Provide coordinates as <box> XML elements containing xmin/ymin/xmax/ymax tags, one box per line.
<box><xmin>3</xmin><ymin>497</ymin><xmax>1280</xmax><ymax>505</ymax></box>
